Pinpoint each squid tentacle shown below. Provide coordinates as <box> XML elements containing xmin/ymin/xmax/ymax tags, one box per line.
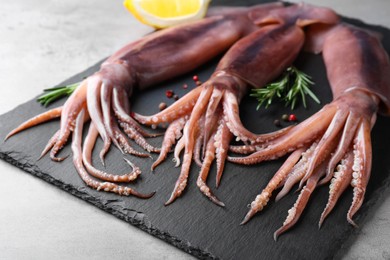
<box><xmin>112</xmin><ymin>88</ymin><xmax>161</xmax><ymax>138</ymax></box>
<box><xmin>203</xmin><ymin>87</ymin><xmax>225</xmax><ymax>152</ymax></box>
<box><xmin>347</xmin><ymin>118</ymin><xmax>372</xmax><ymax>226</ymax></box>
<box><xmin>253</xmin><ymin>126</ymin><xmax>294</xmax><ymax>144</ymax></box>
<box><xmin>275</xmin><ymin>142</ymin><xmax>318</xmax><ymax>201</ymax></box>
<box><xmin>38</xmin><ymin>130</ymin><xmax>60</xmax><ymax>160</ymax></box>
<box><xmin>227</xmin><ymin>126</ymin><xmax>294</xmax><ymax>154</ymax></box>
<box><xmin>299</xmin><ymin>110</ymin><xmax>348</xmax><ymax>186</ymax></box>
<box><xmin>151</xmin><ymin>117</ymin><xmax>187</xmax><ymax>171</ymax></box>
<box><xmin>112</xmin><ymin>123</ymin><xmax>150</xmax><ymax>157</ymax></box>
<box><xmin>241</xmin><ymin>148</ymin><xmax>305</xmax><ymax>225</ymax></box>
<box><xmin>120</xmin><ymin>121</ymin><xmax>161</xmax><ymax>153</ymax></box>
<box><xmin>165</xmin><ymin>86</ymin><xmax>214</xmax><ymax>205</ymax></box>
<box><xmin>71</xmin><ymin>110</ymin><xmax>154</xmax><ymax>198</ymax></box>
<box><xmin>173</xmin><ymin>137</ymin><xmax>186</xmax><ymax>167</ymax></box>
<box><xmin>133</xmin><ymin>87</ymin><xmax>202</xmax><ymax>126</ymax></box>
<box><xmin>319</xmin><ymin>112</ymin><xmax>361</xmax><ymax>185</ymax></box>
<box><xmin>274</xmin><ymin>161</ymin><xmax>327</xmax><ymax>240</ymax></box>
<box><xmin>86</xmin><ymin>78</ymin><xmax>111</xmax><ymax>164</ymax></box>
<box><xmin>49</xmin><ymin>131</ymin><xmax>71</xmax><ymax>162</ymax></box>
<box><xmin>5</xmin><ymin>106</ymin><xmax>63</xmax><ymax>141</ymax></box>
<box><xmin>319</xmin><ymin>150</ymin><xmax>354</xmax><ymax>227</ymax></box>
<box><xmin>228</xmin><ymin>106</ymin><xmax>337</xmax><ymax>165</ymax></box>
<box><xmin>223</xmin><ymin>91</ymin><xmax>256</xmax><ymax>143</ymax></box>
<box><xmin>101</xmin><ymin>83</ymin><xmax>124</xmax><ymax>154</ymax></box>
<box><xmin>229</xmin><ymin>144</ymin><xmax>257</xmax><ymax>155</ymax></box>
<box><xmin>83</xmin><ymin>123</ymin><xmax>141</xmax><ymax>182</ymax></box>
<box><xmin>214</xmin><ymin>119</ymin><xmax>233</xmax><ymax>187</ymax></box>
<box><xmin>197</xmin><ymin>132</ymin><xmax>225</xmax><ymax>207</ymax></box>
<box><xmin>194</xmin><ymin>129</ymin><xmax>205</xmax><ymax>167</ymax></box>
<box><xmin>53</xmin><ymin>80</ymin><xmax>89</xmax><ymax>159</ymax></box>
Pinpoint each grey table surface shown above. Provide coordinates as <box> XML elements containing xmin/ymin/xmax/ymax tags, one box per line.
<box><xmin>0</xmin><ymin>0</ymin><xmax>389</xmax><ymax>259</ymax></box>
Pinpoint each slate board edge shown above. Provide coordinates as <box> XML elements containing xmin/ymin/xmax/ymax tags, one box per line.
<box><xmin>0</xmin><ymin>150</ymin><xmax>218</xmax><ymax>260</ymax></box>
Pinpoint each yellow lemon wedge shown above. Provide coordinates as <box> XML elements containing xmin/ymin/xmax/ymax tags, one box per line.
<box><xmin>124</xmin><ymin>0</ymin><xmax>211</xmax><ymax>29</ymax></box>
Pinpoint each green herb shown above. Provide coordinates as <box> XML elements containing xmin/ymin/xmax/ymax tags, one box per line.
<box><xmin>37</xmin><ymin>82</ymin><xmax>79</xmax><ymax>106</ymax></box>
<box><xmin>250</xmin><ymin>66</ymin><xmax>320</xmax><ymax>110</ymax></box>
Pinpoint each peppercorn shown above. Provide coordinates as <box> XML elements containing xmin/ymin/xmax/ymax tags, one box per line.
<box><xmin>274</xmin><ymin>119</ymin><xmax>281</xmax><ymax>127</ymax></box>
<box><xmin>193</xmin><ymin>75</ymin><xmax>199</xmax><ymax>82</ymax></box>
<box><xmin>165</xmin><ymin>90</ymin><xmax>174</xmax><ymax>98</ymax></box>
<box><xmin>173</xmin><ymin>94</ymin><xmax>179</xmax><ymax>100</ymax></box>
<box><xmin>281</xmin><ymin>114</ymin><xmax>289</xmax><ymax>121</ymax></box>
<box><xmin>159</xmin><ymin>102</ymin><xmax>167</xmax><ymax>111</ymax></box>
<box><xmin>289</xmin><ymin>114</ymin><xmax>297</xmax><ymax>121</ymax></box>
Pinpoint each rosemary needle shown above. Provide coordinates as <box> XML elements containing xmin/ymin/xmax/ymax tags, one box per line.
<box><xmin>37</xmin><ymin>82</ymin><xmax>80</xmax><ymax>106</ymax></box>
<box><xmin>251</xmin><ymin>66</ymin><xmax>320</xmax><ymax>110</ymax></box>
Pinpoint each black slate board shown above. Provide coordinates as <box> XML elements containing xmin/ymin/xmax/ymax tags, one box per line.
<box><xmin>1</xmin><ymin>2</ymin><xmax>390</xmax><ymax>259</ymax></box>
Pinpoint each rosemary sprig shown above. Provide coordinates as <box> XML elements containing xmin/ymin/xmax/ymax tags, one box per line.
<box><xmin>37</xmin><ymin>82</ymin><xmax>79</xmax><ymax>106</ymax></box>
<box><xmin>251</xmin><ymin>66</ymin><xmax>320</xmax><ymax>110</ymax></box>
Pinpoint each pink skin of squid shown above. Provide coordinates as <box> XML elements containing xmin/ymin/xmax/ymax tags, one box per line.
<box><xmin>231</xmin><ymin>23</ymin><xmax>390</xmax><ymax>239</ymax></box>
<box><xmin>5</xmin><ymin>3</ymin><xmax>283</xmax><ymax>197</ymax></box>
<box><xmin>134</xmin><ymin>4</ymin><xmax>340</xmax><ymax>206</ymax></box>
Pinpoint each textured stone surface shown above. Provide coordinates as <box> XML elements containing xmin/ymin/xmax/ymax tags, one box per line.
<box><xmin>1</xmin><ymin>1</ymin><xmax>390</xmax><ymax>259</ymax></box>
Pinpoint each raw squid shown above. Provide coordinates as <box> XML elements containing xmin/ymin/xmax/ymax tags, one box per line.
<box><xmin>5</xmin><ymin>3</ymin><xmax>283</xmax><ymax>197</ymax></box>
<box><xmin>6</xmin><ymin>2</ymin><xmax>388</xmax><ymax>240</ymax></box>
<box><xmin>229</xmin><ymin>23</ymin><xmax>390</xmax><ymax>239</ymax></box>
<box><xmin>134</xmin><ymin>4</ymin><xmax>339</xmax><ymax>205</ymax></box>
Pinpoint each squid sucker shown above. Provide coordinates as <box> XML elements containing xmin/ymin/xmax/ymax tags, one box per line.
<box><xmin>5</xmin><ymin>3</ymin><xmax>283</xmax><ymax>197</ymax></box>
<box><xmin>229</xmin><ymin>23</ymin><xmax>390</xmax><ymax>239</ymax></box>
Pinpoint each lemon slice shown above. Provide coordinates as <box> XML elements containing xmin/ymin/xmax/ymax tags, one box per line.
<box><xmin>124</xmin><ymin>0</ymin><xmax>211</xmax><ymax>29</ymax></box>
